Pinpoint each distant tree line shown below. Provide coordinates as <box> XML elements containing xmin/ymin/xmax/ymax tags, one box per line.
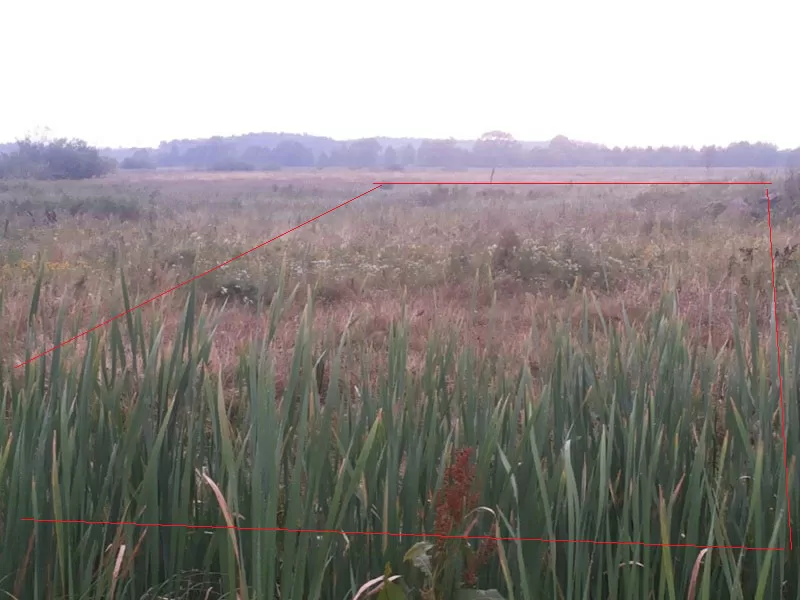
<box><xmin>3</xmin><ymin>131</ymin><xmax>800</xmax><ymax>181</ymax></box>
<box><xmin>121</xmin><ymin>131</ymin><xmax>800</xmax><ymax>172</ymax></box>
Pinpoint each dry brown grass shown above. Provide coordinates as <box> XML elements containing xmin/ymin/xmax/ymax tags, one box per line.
<box><xmin>1</xmin><ymin>167</ymin><xmax>797</xmax><ymax>388</ymax></box>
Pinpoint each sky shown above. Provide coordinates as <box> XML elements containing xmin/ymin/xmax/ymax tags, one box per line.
<box><xmin>1</xmin><ymin>0</ymin><xmax>798</xmax><ymax>150</ymax></box>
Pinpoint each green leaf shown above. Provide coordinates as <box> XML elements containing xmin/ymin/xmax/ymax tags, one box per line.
<box><xmin>403</xmin><ymin>541</ymin><xmax>434</xmax><ymax>564</ymax></box>
<box><xmin>377</xmin><ymin>580</ymin><xmax>407</xmax><ymax>600</ymax></box>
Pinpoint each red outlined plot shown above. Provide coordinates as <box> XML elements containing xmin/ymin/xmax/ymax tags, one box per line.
<box><xmin>17</xmin><ymin>178</ymin><xmax>792</xmax><ymax>552</ymax></box>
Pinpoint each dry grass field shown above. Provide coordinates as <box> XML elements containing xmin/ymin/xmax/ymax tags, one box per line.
<box><xmin>1</xmin><ymin>168</ymin><xmax>796</xmax><ymax>376</ymax></box>
<box><xmin>1</xmin><ymin>167</ymin><xmax>798</xmax><ymax>599</ymax></box>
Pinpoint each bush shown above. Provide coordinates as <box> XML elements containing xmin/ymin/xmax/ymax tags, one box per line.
<box><xmin>120</xmin><ymin>150</ymin><xmax>156</xmax><ymax>170</ymax></box>
<box><xmin>0</xmin><ymin>137</ymin><xmax>115</xmax><ymax>180</ymax></box>
<box><xmin>207</xmin><ymin>159</ymin><xmax>256</xmax><ymax>172</ymax></box>
<box><xmin>742</xmin><ymin>171</ymin><xmax>800</xmax><ymax>222</ymax></box>
<box><xmin>120</xmin><ymin>157</ymin><xmax>154</xmax><ymax>169</ymax></box>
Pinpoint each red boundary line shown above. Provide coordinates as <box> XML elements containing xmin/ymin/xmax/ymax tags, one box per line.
<box><xmin>373</xmin><ymin>181</ymin><xmax>772</xmax><ymax>185</ymax></box>
<box><xmin>766</xmin><ymin>187</ymin><xmax>794</xmax><ymax>550</ymax></box>
<box><xmin>14</xmin><ymin>185</ymin><xmax>384</xmax><ymax>368</ymax></box>
<box><xmin>16</xmin><ymin>179</ymin><xmax>792</xmax><ymax>552</ymax></box>
<box><xmin>17</xmin><ymin>518</ymin><xmax>783</xmax><ymax>551</ymax></box>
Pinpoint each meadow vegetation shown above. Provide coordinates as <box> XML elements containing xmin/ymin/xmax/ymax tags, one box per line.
<box><xmin>0</xmin><ymin>167</ymin><xmax>798</xmax><ymax>599</ymax></box>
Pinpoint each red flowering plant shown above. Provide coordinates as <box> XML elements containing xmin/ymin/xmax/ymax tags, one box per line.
<box><xmin>404</xmin><ymin>447</ymin><xmax>498</xmax><ymax>600</ymax></box>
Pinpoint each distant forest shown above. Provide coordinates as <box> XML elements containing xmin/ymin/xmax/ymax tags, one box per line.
<box><xmin>3</xmin><ymin>131</ymin><xmax>800</xmax><ymax>174</ymax></box>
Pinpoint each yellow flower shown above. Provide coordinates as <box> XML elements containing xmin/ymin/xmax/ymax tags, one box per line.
<box><xmin>46</xmin><ymin>261</ymin><xmax>72</xmax><ymax>272</ymax></box>
<box><xmin>642</xmin><ymin>243</ymin><xmax>661</xmax><ymax>263</ymax></box>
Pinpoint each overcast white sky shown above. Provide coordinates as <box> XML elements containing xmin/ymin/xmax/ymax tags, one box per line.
<box><xmin>1</xmin><ymin>0</ymin><xmax>797</xmax><ymax>149</ymax></box>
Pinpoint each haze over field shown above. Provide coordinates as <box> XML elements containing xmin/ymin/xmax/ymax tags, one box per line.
<box><xmin>2</xmin><ymin>1</ymin><xmax>800</xmax><ymax>598</ymax></box>
<box><xmin>1</xmin><ymin>0</ymin><xmax>798</xmax><ymax>149</ymax></box>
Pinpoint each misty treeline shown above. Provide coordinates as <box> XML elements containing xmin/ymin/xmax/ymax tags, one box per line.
<box><xmin>2</xmin><ymin>131</ymin><xmax>800</xmax><ymax>180</ymax></box>
<box><xmin>118</xmin><ymin>131</ymin><xmax>800</xmax><ymax>171</ymax></box>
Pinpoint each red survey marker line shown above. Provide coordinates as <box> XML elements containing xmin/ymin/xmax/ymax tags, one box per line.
<box><xmin>19</xmin><ymin>518</ymin><xmax>784</xmax><ymax>551</ymax></box>
<box><xmin>766</xmin><ymin>186</ymin><xmax>794</xmax><ymax>551</ymax></box>
<box><xmin>17</xmin><ymin>179</ymin><xmax>792</xmax><ymax>552</ymax></box>
<box><xmin>14</xmin><ymin>185</ymin><xmax>384</xmax><ymax>369</ymax></box>
<box><xmin>373</xmin><ymin>180</ymin><xmax>772</xmax><ymax>185</ymax></box>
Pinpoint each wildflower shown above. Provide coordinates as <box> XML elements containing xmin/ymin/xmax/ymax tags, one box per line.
<box><xmin>464</xmin><ymin>536</ymin><xmax>498</xmax><ymax>587</ymax></box>
<box><xmin>433</xmin><ymin>447</ymin><xmax>478</xmax><ymax>550</ymax></box>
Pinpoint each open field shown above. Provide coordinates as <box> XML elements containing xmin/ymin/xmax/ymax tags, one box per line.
<box><xmin>1</xmin><ymin>167</ymin><xmax>799</xmax><ymax>599</ymax></box>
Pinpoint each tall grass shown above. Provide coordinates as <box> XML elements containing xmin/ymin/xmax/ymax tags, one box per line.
<box><xmin>0</xmin><ymin>264</ymin><xmax>798</xmax><ymax>599</ymax></box>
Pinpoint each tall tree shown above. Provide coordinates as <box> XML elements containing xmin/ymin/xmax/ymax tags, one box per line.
<box><xmin>399</xmin><ymin>144</ymin><xmax>416</xmax><ymax>166</ymax></box>
<box><xmin>472</xmin><ymin>131</ymin><xmax>521</xmax><ymax>167</ymax></box>
<box><xmin>272</xmin><ymin>140</ymin><xmax>315</xmax><ymax>167</ymax></box>
<box><xmin>383</xmin><ymin>145</ymin><xmax>398</xmax><ymax>168</ymax></box>
<box><xmin>417</xmin><ymin>138</ymin><xmax>467</xmax><ymax>168</ymax></box>
<box><xmin>346</xmin><ymin>138</ymin><xmax>382</xmax><ymax>168</ymax></box>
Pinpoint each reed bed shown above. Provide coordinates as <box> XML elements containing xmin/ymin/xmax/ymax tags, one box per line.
<box><xmin>1</xmin><ymin>261</ymin><xmax>797</xmax><ymax>599</ymax></box>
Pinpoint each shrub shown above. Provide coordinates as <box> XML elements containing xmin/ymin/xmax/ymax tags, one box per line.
<box><xmin>120</xmin><ymin>156</ymin><xmax>154</xmax><ymax>169</ymax></box>
<box><xmin>491</xmin><ymin>228</ymin><xmax>520</xmax><ymax>272</ymax></box>
<box><xmin>120</xmin><ymin>150</ymin><xmax>156</xmax><ymax>170</ymax></box>
<box><xmin>79</xmin><ymin>195</ymin><xmax>143</xmax><ymax>222</ymax></box>
<box><xmin>0</xmin><ymin>137</ymin><xmax>115</xmax><ymax>180</ymax></box>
